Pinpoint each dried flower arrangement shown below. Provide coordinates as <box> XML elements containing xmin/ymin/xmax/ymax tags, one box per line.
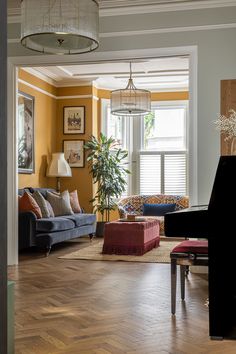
<box><xmin>214</xmin><ymin>110</ymin><xmax>236</xmax><ymax>141</ymax></box>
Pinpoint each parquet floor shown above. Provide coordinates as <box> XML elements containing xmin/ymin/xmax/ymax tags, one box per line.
<box><xmin>8</xmin><ymin>237</ymin><xmax>236</xmax><ymax>354</ymax></box>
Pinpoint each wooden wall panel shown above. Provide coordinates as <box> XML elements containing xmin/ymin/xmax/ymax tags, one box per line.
<box><xmin>221</xmin><ymin>80</ymin><xmax>236</xmax><ymax>155</ymax></box>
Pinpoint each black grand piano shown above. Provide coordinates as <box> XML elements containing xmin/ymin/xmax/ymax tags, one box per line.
<box><xmin>165</xmin><ymin>155</ymin><xmax>236</xmax><ymax>340</ymax></box>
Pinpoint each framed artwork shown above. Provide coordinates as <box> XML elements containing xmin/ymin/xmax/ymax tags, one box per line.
<box><xmin>63</xmin><ymin>140</ymin><xmax>85</xmax><ymax>168</ymax></box>
<box><xmin>63</xmin><ymin>106</ymin><xmax>85</xmax><ymax>134</ymax></box>
<box><xmin>18</xmin><ymin>91</ymin><xmax>35</xmax><ymax>174</ymax></box>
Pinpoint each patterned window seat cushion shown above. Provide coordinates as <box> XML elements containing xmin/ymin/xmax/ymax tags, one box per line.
<box><xmin>117</xmin><ymin>194</ymin><xmax>189</xmax><ymax>235</ymax></box>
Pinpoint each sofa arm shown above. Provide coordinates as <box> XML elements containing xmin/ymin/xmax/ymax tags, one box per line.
<box><xmin>18</xmin><ymin>211</ymin><xmax>37</xmax><ymax>250</ymax></box>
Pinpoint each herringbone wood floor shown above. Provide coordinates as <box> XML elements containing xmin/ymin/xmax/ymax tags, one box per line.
<box><xmin>8</xmin><ymin>238</ymin><xmax>236</xmax><ymax>354</ymax></box>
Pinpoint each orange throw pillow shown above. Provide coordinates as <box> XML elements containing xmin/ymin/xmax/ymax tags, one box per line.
<box><xmin>19</xmin><ymin>192</ymin><xmax>42</xmax><ymax>219</ymax></box>
<box><xmin>70</xmin><ymin>190</ymin><xmax>82</xmax><ymax>213</ymax></box>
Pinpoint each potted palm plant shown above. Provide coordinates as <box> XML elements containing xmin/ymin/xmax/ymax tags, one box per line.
<box><xmin>84</xmin><ymin>133</ymin><xmax>130</xmax><ymax>236</ymax></box>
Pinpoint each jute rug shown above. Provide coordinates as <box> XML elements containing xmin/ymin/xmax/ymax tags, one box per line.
<box><xmin>59</xmin><ymin>239</ymin><xmax>180</xmax><ymax>263</ymax></box>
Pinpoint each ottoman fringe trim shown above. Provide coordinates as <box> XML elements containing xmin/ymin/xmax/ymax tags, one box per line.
<box><xmin>102</xmin><ymin>236</ymin><xmax>160</xmax><ymax>256</ymax></box>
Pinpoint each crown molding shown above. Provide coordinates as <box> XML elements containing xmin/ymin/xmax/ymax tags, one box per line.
<box><xmin>7</xmin><ymin>0</ymin><xmax>236</xmax><ymax>23</ymax></box>
<box><xmin>21</xmin><ymin>68</ymin><xmax>94</xmax><ymax>88</ymax></box>
<box><xmin>22</xmin><ymin>67</ymin><xmax>56</xmax><ymax>86</ymax></box>
<box><xmin>100</xmin><ymin>22</ymin><xmax>236</xmax><ymax>37</ymax></box>
<box><xmin>9</xmin><ymin>22</ymin><xmax>236</xmax><ymax>45</ymax></box>
<box><xmin>18</xmin><ymin>78</ymin><xmax>99</xmax><ymax>99</ymax></box>
<box><xmin>101</xmin><ymin>0</ymin><xmax>236</xmax><ymax>16</ymax></box>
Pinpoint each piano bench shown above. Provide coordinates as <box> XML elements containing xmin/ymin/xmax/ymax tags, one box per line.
<box><xmin>170</xmin><ymin>240</ymin><xmax>208</xmax><ymax>315</ymax></box>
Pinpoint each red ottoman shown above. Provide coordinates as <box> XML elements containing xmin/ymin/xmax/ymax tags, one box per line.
<box><xmin>102</xmin><ymin>219</ymin><xmax>160</xmax><ymax>255</ymax></box>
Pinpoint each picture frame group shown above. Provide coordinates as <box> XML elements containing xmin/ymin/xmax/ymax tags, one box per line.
<box><xmin>63</xmin><ymin>106</ymin><xmax>85</xmax><ymax>134</ymax></box>
<box><xmin>63</xmin><ymin>140</ymin><xmax>85</xmax><ymax>168</ymax></box>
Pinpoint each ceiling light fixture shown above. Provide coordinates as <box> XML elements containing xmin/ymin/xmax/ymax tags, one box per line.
<box><xmin>20</xmin><ymin>0</ymin><xmax>99</xmax><ymax>55</ymax></box>
<box><xmin>111</xmin><ymin>62</ymin><xmax>151</xmax><ymax>116</ymax></box>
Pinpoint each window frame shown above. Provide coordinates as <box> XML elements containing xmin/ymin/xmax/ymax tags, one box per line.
<box><xmin>138</xmin><ymin>100</ymin><xmax>189</xmax><ymax>195</ymax></box>
<box><xmin>101</xmin><ymin>99</ymin><xmax>189</xmax><ymax>197</ymax></box>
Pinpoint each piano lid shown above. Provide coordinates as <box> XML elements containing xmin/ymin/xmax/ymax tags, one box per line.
<box><xmin>208</xmin><ymin>155</ymin><xmax>236</xmax><ymax>213</ymax></box>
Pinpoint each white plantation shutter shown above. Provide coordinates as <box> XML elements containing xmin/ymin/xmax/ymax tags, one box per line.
<box><xmin>164</xmin><ymin>154</ymin><xmax>187</xmax><ymax>195</ymax></box>
<box><xmin>139</xmin><ymin>152</ymin><xmax>187</xmax><ymax>195</ymax></box>
<box><xmin>140</xmin><ymin>154</ymin><xmax>161</xmax><ymax>194</ymax></box>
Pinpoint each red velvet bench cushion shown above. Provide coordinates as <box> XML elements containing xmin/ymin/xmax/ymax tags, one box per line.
<box><xmin>171</xmin><ymin>240</ymin><xmax>208</xmax><ymax>254</ymax></box>
<box><xmin>102</xmin><ymin>219</ymin><xmax>160</xmax><ymax>255</ymax></box>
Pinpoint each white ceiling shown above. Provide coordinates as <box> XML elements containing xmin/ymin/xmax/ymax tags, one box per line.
<box><xmin>23</xmin><ymin>56</ymin><xmax>189</xmax><ymax>91</ymax></box>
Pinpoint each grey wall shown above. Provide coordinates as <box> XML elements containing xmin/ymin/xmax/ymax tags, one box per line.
<box><xmin>8</xmin><ymin>5</ymin><xmax>236</xmax><ymax>204</ymax></box>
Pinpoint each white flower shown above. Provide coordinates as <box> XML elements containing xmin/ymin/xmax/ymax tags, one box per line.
<box><xmin>214</xmin><ymin>109</ymin><xmax>236</xmax><ymax>141</ymax></box>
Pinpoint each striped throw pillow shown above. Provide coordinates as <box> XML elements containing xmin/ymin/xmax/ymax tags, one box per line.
<box><xmin>46</xmin><ymin>190</ymin><xmax>74</xmax><ymax>216</ymax></box>
<box><xmin>32</xmin><ymin>191</ymin><xmax>51</xmax><ymax>218</ymax></box>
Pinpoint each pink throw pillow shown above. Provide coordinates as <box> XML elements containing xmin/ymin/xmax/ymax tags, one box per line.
<box><xmin>70</xmin><ymin>190</ymin><xmax>82</xmax><ymax>213</ymax></box>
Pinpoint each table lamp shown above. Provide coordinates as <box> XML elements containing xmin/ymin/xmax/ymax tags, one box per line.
<box><xmin>47</xmin><ymin>153</ymin><xmax>72</xmax><ymax>192</ymax></box>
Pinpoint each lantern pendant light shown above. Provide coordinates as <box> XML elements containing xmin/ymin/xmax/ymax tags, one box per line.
<box><xmin>111</xmin><ymin>62</ymin><xmax>151</xmax><ymax>116</ymax></box>
<box><xmin>20</xmin><ymin>0</ymin><xmax>99</xmax><ymax>55</ymax></box>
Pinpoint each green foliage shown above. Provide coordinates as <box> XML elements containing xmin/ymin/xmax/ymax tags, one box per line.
<box><xmin>144</xmin><ymin>112</ymin><xmax>155</xmax><ymax>148</ymax></box>
<box><xmin>84</xmin><ymin>133</ymin><xmax>130</xmax><ymax>222</ymax></box>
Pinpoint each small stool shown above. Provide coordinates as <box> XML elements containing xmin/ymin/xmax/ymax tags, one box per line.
<box><xmin>102</xmin><ymin>219</ymin><xmax>160</xmax><ymax>255</ymax></box>
<box><xmin>170</xmin><ymin>240</ymin><xmax>208</xmax><ymax>315</ymax></box>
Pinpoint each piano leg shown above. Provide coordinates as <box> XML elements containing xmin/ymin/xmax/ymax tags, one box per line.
<box><xmin>180</xmin><ymin>265</ymin><xmax>186</xmax><ymax>300</ymax></box>
<box><xmin>171</xmin><ymin>258</ymin><xmax>177</xmax><ymax>315</ymax></box>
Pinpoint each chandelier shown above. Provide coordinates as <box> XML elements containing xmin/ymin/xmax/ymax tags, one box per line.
<box><xmin>111</xmin><ymin>62</ymin><xmax>151</xmax><ymax>116</ymax></box>
<box><xmin>20</xmin><ymin>0</ymin><xmax>99</xmax><ymax>55</ymax></box>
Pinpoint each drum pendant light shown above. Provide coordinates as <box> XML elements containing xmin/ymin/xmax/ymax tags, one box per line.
<box><xmin>111</xmin><ymin>62</ymin><xmax>151</xmax><ymax>116</ymax></box>
<box><xmin>20</xmin><ymin>0</ymin><xmax>99</xmax><ymax>55</ymax></box>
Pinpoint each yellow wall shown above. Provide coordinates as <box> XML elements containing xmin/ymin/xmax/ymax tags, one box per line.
<box><xmin>56</xmin><ymin>88</ymin><xmax>94</xmax><ymax>213</ymax></box>
<box><xmin>18</xmin><ymin>70</ymin><xmax>57</xmax><ymax>189</ymax></box>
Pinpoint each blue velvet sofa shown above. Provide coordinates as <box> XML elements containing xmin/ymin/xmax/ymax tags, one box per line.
<box><xmin>18</xmin><ymin>188</ymin><xmax>96</xmax><ymax>255</ymax></box>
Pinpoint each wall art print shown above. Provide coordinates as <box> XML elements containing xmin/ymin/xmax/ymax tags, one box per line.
<box><xmin>18</xmin><ymin>91</ymin><xmax>35</xmax><ymax>174</ymax></box>
<box><xmin>63</xmin><ymin>140</ymin><xmax>85</xmax><ymax>168</ymax></box>
<box><xmin>63</xmin><ymin>106</ymin><xmax>85</xmax><ymax>134</ymax></box>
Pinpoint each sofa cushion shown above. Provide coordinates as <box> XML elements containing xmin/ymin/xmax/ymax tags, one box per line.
<box><xmin>70</xmin><ymin>190</ymin><xmax>82</xmax><ymax>213</ymax></box>
<box><xmin>19</xmin><ymin>192</ymin><xmax>42</xmax><ymax>219</ymax></box>
<box><xmin>45</xmin><ymin>200</ymin><xmax>55</xmax><ymax>217</ymax></box>
<box><xmin>143</xmin><ymin>203</ymin><xmax>176</xmax><ymax>216</ymax></box>
<box><xmin>36</xmin><ymin>217</ymin><xmax>75</xmax><ymax>232</ymax></box>
<box><xmin>32</xmin><ymin>190</ymin><xmax>51</xmax><ymax>218</ymax></box>
<box><xmin>62</xmin><ymin>213</ymin><xmax>96</xmax><ymax>227</ymax></box>
<box><xmin>47</xmin><ymin>190</ymin><xmax>74</xmax><ymax>216</ymax></box>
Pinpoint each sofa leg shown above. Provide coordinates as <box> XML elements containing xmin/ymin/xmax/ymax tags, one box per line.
<box><xmin>89</xmin><ymin>233</ymin><xmax>95</xmax><ymax>242</ymax></box>
<box><xmin>45</xmin><ymin>246</ymin><xmax>51</xmax><ymax>257</ymax></box>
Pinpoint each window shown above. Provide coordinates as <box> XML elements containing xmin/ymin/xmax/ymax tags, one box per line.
<box><xmin>140</xmin><ymin>102</ymin><xmax>188</xmax><ymax>195</ymax></box>
<box><xmin>102</xmin><ymin>99</ymin><xmax>188</xmax><ymax>197</ymax></box>
<box><xmin>102</xmin><ymin>99</ymin><xmax>126</xmax><ymax>149</ymax></box>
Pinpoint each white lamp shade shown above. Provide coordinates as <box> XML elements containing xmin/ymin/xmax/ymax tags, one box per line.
<box><xmin>47</xmin><ymin>153</ymin><xmax>72</xmax><ymax>177</ymax></box>
<box><xmin>111</xmin><ymin>63</ymin><xmax>151</xmax><ymax>116</ymax></box>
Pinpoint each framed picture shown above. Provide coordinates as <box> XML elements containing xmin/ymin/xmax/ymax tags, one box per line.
<box><xmin>18</xmin><ymin>91</ymin><xmax>35</xmax><ymax>174</ymax></box>
<box><xmin>63</xmin><ymin>140</ymin><xmax>85</xmax><ymax>168</ymax></box>
<box><xmin>63</xmin><ymin>106</ymin><xmax>85</xmax><ymax>134</ymax></box>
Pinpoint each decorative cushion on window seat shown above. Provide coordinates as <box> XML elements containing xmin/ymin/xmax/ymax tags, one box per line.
<box><xmin>143</xmin><ymin>203</ymin><xmax>176</xmax><ymax>216</ymax></box>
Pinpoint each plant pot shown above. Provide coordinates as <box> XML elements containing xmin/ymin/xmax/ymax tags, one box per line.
<box><xmin>96</xmin><ymin>221</ymin><xmax>106</xmax><ymax>237</ymax></box>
